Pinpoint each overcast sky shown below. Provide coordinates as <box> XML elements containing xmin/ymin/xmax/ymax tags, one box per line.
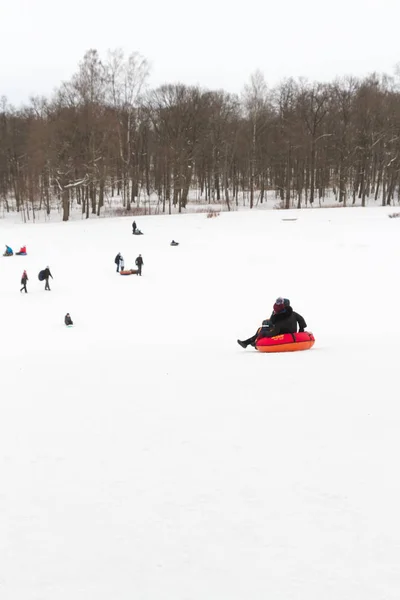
<box><xmin>1</xmin><ymin>0</ymin><xmax>399</xmax><ymax>105</ymax></box>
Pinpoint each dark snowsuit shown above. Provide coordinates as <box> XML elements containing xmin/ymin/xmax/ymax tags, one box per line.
<box><xmin>20</xmin><ymin>272</ymin><xmax>28</xmax><ymax>293</ymax></box>
<box><xmin>239</xmin><ymin>307</ymin><xmax>307</xmax><ymax>348</ymax></box>
<box><xmin>115</xmin><ymin>253</ymin><xmax>123</xmax><ymax>273</ymax></box>
<box><xmin>132</xmin><ymin>221</ymin><xmax>137</xmax><ymax>234</ymax></box>
<box><xmin>65</xmin><ymin>314</ymin><xmax>73</xmax><ymax>326</ymax></box>
<box><xmin>135</xmin><ymin>255</ymin><xmax>143</xmax><ymax>276</ymax></box>
<box><xmin>43</xmin><ymin>267</ymin><xmax>53</xmax><ymax>290</ymax></box>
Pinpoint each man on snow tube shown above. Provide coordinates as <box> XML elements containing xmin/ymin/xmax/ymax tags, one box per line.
<box><xmin>3</xmin><ymin>245</ymin><xmax>13</xmax><ymax>256</ymax></box>
<box><xmin>237</xmin><ymin>297</ymin><xmax>307</xmax><ymax>349</ymax></box>
<box><xmin>16</xmin><ymin>246</ymin><xmax>27</xmax><ymax>255</ymax></box>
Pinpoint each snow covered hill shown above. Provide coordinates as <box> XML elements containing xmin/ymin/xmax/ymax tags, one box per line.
<box><xmin>0</xmin><ymin>207</ymin><xmax>399</xmax><ymax>599</ymax></box>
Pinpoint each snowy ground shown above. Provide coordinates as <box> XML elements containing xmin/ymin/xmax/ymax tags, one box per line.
<box><xmin>0</xmin><ymin>207</ymin><xmax>399</xmax><ymax>599</ymax></box>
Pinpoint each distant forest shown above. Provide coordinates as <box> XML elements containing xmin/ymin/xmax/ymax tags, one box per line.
<box><xmin>1</xmin><ymin>49</ymin><xmax>400</xmax><ymax>221</ymax></box>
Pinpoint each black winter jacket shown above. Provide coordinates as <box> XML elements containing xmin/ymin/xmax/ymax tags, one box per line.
<box><xmin>135</xmin><ymin>256</ymin><xmax>143</xmax><ymax>267</ymax></box>
<box><xmin>65</xmin><ymin>314</ymin><xmax>73</xmax><ymax>326</ymax></box>
<box><xmin>21</xmin><ymin>274</ymin><xmax>28</xmax><ymax>284</ymax></box>
<box><xmin>257</xmin><ymin>306</ymin><xmax>307</xmax><ymax>339</ymax></box>
<box><xmin>43</xmin><ymin>268</ymin><xmax>53</xmax><ymax>280</ymax></box>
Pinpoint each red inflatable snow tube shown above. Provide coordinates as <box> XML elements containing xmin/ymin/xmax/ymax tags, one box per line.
<box><xmin>256</xmin><ymin>331</ymin><xmax>315</xmax><ymax>353</ymax></box>
<box><xmin>120</xmin><ymin>269</ymin><xmax>138</xmax><ymax>275</ymax></box>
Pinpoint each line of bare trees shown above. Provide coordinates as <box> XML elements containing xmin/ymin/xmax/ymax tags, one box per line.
<box><xmin>1</xmin><ymin>49</ymin><xmax>400</xmax><ymax>221</ymax></box>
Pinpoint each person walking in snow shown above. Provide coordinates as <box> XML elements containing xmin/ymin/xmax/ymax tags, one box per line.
<box><xmin>43</xmin><ymin>266</ymin><xmax>53</xmax><ymax>291</ymax></box>
<box><xmin>237</xmin><ymin>297</ymin><xmax>307</xmax><ymax>349</ymax></box>
<box><xmin>132</xmin><ymin>220</ymin><xmax>137</xmax><ymax>234</ymax></box>
<box><xmin>20</xmin><ymin>270</ymin><xmax>28</xmax><ymax>293</ymax></box>
<box><xmin>115</xmin><ymin>252</ymin><xmax>123</xmax><ymax>273</ymax></box>
<box><xmin>135</xmin><ymin>254</ymin><xmax>143</xmax><ymax>276</ymax></box>
<box><xmin>65</xmin><ymin>313</ymin><xmax>73</xmax><ymax>326</ymax></box>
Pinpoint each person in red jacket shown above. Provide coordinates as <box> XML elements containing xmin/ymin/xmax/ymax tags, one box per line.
<box><xmin>20</xmin><ymin>270</ymin><xmax>28</xmax><ymax>293</ymax></box>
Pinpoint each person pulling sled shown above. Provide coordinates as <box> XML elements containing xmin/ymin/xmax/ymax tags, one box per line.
<box><xmin>135</xmin><ymin>254</ymin><xmax>143</xmax><ymax>276</ymax></box>
<box><xmin>115</xmin><ymin>252</ymin><xmax>124</xmax><ymax>273</ymax></box>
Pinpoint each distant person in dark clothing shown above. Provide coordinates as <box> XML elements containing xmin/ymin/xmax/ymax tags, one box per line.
<box><xmin>135</xmin><ymin>254</ymin><xmax>143</xmax><ymax>276</ymax></box>
<box><xmin>115</xmin><ymin>252</ymin><xmax>123</xmax><ymax>273</ymax></box>
<box><xmin>132</xmin><ymin>221</ymin><xmax>137</xmax><ymax>234</ymax></box>
<box><xmin>43</xmin><ymin>266</ymin><xmax>53</xmax><ymax>291</ymax></box>
<box><xmin>20</xmin><ymin>270</ymin><xmax>28</xmax><ymax>293</ymax></box>
<box><xmin>170</xmin><ymin>240</ymin><xmax>179</xmax><ymax>246</ymax></box>
<box><xmin>65</xmin><ymin>313</ymin><xmax>73</xmax><ymax>326</ymax></box>
<box><xmin>237</xmin><ymin>297</ymin><xmax>307</xmax><ymax>349</ymax></box>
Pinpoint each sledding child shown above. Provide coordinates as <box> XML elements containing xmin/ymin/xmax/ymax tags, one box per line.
<box><xmin>237</xmin><ymin>297</ymin><xmax>307</xmax><ymax>348</ymax></box>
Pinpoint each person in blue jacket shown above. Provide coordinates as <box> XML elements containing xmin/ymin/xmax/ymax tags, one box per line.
<box><xmin>4</xmin><ymin>245</ymin><xmax>13</xmax><ymax>256</ymax></box>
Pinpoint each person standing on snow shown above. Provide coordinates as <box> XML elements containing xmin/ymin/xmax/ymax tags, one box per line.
<box><xmin>135</xmin><ymin>254</ymin><xmax>143</xmax><ymax>276</ymax></box>
<box><xmin>65</xmin><ymin>313</ymin><xmax>73</xmax><ymax>326</ymax></box>
<box><xmin>132</xmin><ymin>220</ymin><xmax>137</xmax><ymax>234</ymax></box>
<box><xmin>115</xmin><ymin>252</ymin><xmax>123</xmax><ymax>273</ymax></box>
<box><xmin>43</xmin><ymin>266</ymin><xmax>53</xmax><ymax>291</ymax></box>
<box><xmin>237</xmin><ymin>297</ymin><xmax>307</xmax><ymax>349</ymax></box>
<box><xmin>20</xmin><ymin>270</ymin><xmax>28</xmax><ymax>293</ymax></box>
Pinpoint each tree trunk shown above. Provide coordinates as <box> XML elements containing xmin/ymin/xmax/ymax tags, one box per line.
<box><xmin>62</xmin><ymin>188</ymin><xmax>70</xmax><ymax>221</ymax></box>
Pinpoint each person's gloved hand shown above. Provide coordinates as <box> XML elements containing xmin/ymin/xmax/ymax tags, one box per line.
<box><xmin>299</xmin><ymin>328</ymin><xmax>304</xmax><ymax>332</ymax></box>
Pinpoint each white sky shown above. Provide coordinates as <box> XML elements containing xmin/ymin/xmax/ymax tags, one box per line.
<box><xmin>1</xmin><ymin>0</ymin><xmax>400</xmax><ymax>106</ymax></box>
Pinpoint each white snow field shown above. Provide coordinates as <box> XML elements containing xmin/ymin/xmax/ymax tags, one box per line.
<box><xmin>0</xmin><ymin>206</ymin><xmax>399</xmax><ymax>599</ymax></box>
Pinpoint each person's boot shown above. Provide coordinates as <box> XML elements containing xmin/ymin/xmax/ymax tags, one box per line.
<box><xmin>237</xmin><ymin>340</ymin><xmax>247</xmax><ymax>349</ymax></box>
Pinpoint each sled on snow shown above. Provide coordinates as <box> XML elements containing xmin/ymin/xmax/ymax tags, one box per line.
<box><xmin>120</xmin><ymin>269</ymin><xmax>139</xmax><ymax>275</ymax></box>
<box><xmin>256</xmin><ymin>331</ymin><xmax>315</xmax><ymax>353</ymax></box>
